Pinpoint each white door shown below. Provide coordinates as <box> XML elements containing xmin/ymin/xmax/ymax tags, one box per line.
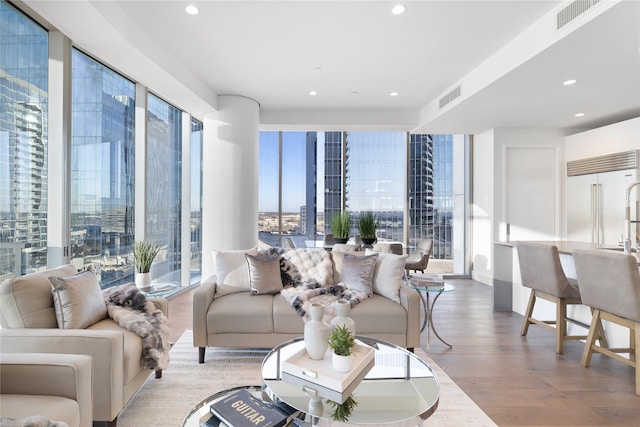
<box><xmin>505</xmin><ymin>147</ymin><xmax>558</xmax><ymax>241</ymax></box>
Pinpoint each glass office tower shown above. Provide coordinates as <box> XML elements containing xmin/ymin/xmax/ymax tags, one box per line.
<box><xmin>0</xmin><ymin>1</ymin><xmax>49</xmax><ymax>275</ymax></box>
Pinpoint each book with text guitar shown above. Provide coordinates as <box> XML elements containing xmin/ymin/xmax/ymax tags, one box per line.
<box><xmin>210</xmin><ymin>388</ymin><xmax>291</xmax><ymax>427</ymax></box>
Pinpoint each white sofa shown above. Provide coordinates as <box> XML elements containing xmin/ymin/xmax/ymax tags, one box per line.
<box><xmin>0</xmin><ymin>265</ymin><xmax>169</xmax><ymax>426</ymax></box>
<box><xmin>193</xmin><ymin>248</ymin><xmax>421</xmax><ymax>362</ymax></box>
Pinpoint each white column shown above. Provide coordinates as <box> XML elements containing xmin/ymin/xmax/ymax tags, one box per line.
<box><xmin>47</xmin><ymin>31</ymin><xmax>71</xmax><ymax>267</ymax></box>
<box><xmin>202</xmin><ymin>95</ymin><xmax>260</xmax><ymax>279</ymax></box>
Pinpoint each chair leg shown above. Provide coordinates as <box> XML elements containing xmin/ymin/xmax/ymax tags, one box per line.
<box><xmin>155</xmin><ymin>369</ymin><xmax>162</xmax><ymax>379</ymax></box>
<box><xmin>581</xmin><ymin>309</ymin><xmax>601</xmax><ymax>367</ymax></box>
<box><xmin>521</xmin><ymin>291</ymin><xmax>536</xmax><ymax>336</ymax></box>
<box><xmin>590</xmin><ymin>307</ymin><xmax>609</xmax><ymax>348</ymax></box>
<box><xmin>199</xmin><ymin>346</ymin><xmax>206</xmax><ymax>364</ymax></box>
<box><xmin>556</xmin><ymin>298</ymin><xmax>567</xmax><ymax>354</ymax></box>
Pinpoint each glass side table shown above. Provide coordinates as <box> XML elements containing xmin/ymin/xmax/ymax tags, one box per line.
<box><xmin>409</xmin><ymin>275</ymin><xmax>455</xmax><ymax>353</ymax></box>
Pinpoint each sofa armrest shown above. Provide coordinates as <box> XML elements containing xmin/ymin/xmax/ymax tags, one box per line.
<box><xmin>148</xmin><ymin>297</ymin><xmax>169</xmax><ymax>318</ymax></box>
<box><xmin>0</xmin><ymin>328</ymin><xmax>124</xmax><ymax>422</ymax></box>
<box><xmin>0</xmin><ymin>352</ymin><xmax>92</xmax><ymax>427</ymax></box>
<box><xmin>192</xmin><ymin>275</ymin><xmax>217</xmax><ymax>347</ymax></box>
<box><xmin>399</xmin><ymin>283</ymin><xmax>421</xmax><ymax>348</ymax></box>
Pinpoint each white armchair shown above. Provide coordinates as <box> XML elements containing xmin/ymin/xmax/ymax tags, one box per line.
<box><xmin>0</xmin><ymin>353</ymin><xmax>92</xmax><ymax>427</ymax></box>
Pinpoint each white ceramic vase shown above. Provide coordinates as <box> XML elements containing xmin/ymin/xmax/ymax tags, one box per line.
<box><xmin>135</xmin><ymin>272</ymin><xmax>151</xmax><ymax>289</ymax></box>
<box><xmin>304</xmin><ymin>303</ymin><xmax>329</xmax><ymax>360</ymax></box>
<box><xmin>330</xmin><ymin>299</ymin><xmax>356</xmax><ymax>336</ymax></box>
<box><xmin>307</xmin><ymin>395</ymin><xmax>324</xmax><ymax>416</ymax></box>
<box><xmin>332</xmin><ymin>352</ymin><xmax>352</xmax><ymax>373</ymax></box>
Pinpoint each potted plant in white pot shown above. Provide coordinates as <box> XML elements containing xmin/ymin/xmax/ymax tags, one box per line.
<box><xmin>133</xmin><ymin>240</ymin><xmax>161</xmax><ymax>289</ymax></box>
<box><xmin>328</xmin><ymin>324</ymin><xmax>355</xmax><ymax>372</ymax></box>
<box><xmin>330</xmin><ymin>211</ymin><xmax>351</xmax><ymax>244</ymax></box>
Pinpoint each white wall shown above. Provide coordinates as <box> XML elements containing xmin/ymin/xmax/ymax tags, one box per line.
<box><xmin>565</xmin><ymin>117</ymin><xmax>640</xmax><ymax>161</ymax></box>
<box><xmin>472</xmin><ymin>128</ymin><xmax>566</xmax><ymax>288</ymax></box>
<box><xmin>471</xmin><ymin>129</ymin><xmax>495</xmax><ymax>284</ymax></box>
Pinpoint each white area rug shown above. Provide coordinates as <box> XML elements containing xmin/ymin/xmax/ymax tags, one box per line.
<box><xmin>118</xmin><ymin>331</ymin><xmax>496</xmax><ymax>426</ymax></box>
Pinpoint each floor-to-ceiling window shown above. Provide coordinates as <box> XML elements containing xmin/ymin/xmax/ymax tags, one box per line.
<box><xmin>345</xmin><ymin>131</ymin><xmax>405</xmax><ymax>243</ymax></box>
<box><xmin>70</xmin><ymin>49</ymin><xmax>135</xmax><ymax>288</ymax></box>
<box><xmin>190</xmin><ymin>118</ymin><xmax>203</xmax><ymax>282</ymax></box>
<box><xmin>257</xmin><ymin>130</ymin><xmax>456</xmax><ymax>271</ymax></box>
<box><xmin>0</xmin><ymin>1</ymin><xmax>48</xmax><ymax>276</ymax></box>
<box><xmin>147</xmin><ymin>94</ymin><xmax>182</xmax><ymax>284</ymax></box>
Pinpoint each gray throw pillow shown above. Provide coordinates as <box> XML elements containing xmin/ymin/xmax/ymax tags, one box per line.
<box><xmin>49</xmin><ymin>269</ymin><xmax>107</xmax><ymax>329</ymax></box>
<box><xmin>245</xmin><ymin>253</ymin><xmax>283</xmax><ymax>295</ymax></box>
<box><xmin>340</xmin><ymin>253</ymin><xmax>379</xmax><ymax>296</ymax></box>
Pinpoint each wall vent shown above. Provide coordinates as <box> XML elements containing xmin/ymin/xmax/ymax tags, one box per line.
<box><xmin>567</xmin><ymin>150</ymin><xmax>639</xmax><ymax>177</ymax></box>
<box><xmin>439</xmin><ymin>86</ymin><xmax>461</xmax><ymax>109</ymax></box>
<box><xmin>557</xmin><ymin>0</ymin><xmax>601</xmax><ymax>30</ymax></box>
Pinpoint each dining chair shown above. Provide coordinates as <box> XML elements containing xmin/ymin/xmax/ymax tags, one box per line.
<box><xmin>516</xmin><ymin>242</ymin><xmax>592</xmax><ymax>354</ymax></box>
<box><xmin>573</xmin><ymin>248</ymin><xmax>640</xmax><ymax>395</ymax></box>
<box><xmin>404</xmin><ymin>239</ymin><xmax>433</xmax><ymax>277</ymax></box>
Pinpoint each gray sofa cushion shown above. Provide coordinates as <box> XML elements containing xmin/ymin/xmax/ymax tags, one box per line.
<box><xmin>207</xmin><ymin>292</ymin><xmax>275</xmax><ymax>334</ymax></box>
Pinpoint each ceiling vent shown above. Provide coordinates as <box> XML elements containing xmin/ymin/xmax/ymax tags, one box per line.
<box><xmin>439</xmin><ymin>86</ymin><xmax>461</xmax><ymax>109</ymax></box>
<box><xmin>557</xmin><ymin>0</ymin><xmax>601</xmax><ymax>30</ymax></box>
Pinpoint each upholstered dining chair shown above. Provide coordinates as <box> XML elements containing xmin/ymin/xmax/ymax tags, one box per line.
<box><xmin>404</xmin><ymin>239</ymin><xmax>433</xmax><ymax>276</ymax></box>
<box><xmin>573</xmin><ymin>249</ymin><xmax>640</xmax><ymax>395</ymax></box>
<box><xmin>516</xmin><ymin>241</ymin><xmax>591</xmax><ymax>354</ymax></box>
<box><xmin>283</xmin><ymin>237</ymin><xmax>296</xmax><ymax>248</ymax></box>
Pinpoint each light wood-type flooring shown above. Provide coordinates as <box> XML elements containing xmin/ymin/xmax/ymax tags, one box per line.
<box><xmin>166</xmin><ymin>279</ymin><xmax>640</xmax><ymax>426</ymax></box>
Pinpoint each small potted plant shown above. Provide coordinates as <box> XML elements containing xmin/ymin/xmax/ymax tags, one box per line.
<box><xmin>357</xmin><ymin>211</ymin><xmax>377</xmax><ymax>245</ymax></box>
<box><xmin>330</xmin><ymin>211</ymin><xmax>351</xmax><ymax>244</ymax></box>
<box><xmin>328</xmin><ymin>324</ymin><xmax>356</xmax><ymax>372</ymax></box>
<box><xmin>133</xmin><ymin>240</ymin><xmax>161</xmax><ymax>289</ymax></box>
<box><xmin>327</xmin><ymin>395</ymin><xmax>358</xmax><ymax>422</ymax></box>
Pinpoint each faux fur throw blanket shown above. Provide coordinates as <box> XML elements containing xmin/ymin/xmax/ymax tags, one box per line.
<box><xmin>103</xmin><ymin>284</ymin><xmax>170</xmax><ymax>370</ymax></box>
<box><xmin>0</xmin><ymin>416</ymin><xmax>69</xmax><ymax>427</ymax></box>
<box><xmin>280</xmin><ymin>282</ymin><xmax>368</xmax><ymax>324</ymax></box>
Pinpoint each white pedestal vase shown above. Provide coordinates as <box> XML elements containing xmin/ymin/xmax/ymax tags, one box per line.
<box><xmin>332</xmin><ymin>352</ymin><xmax>352</xmax><ymax>373</ymax></box>
<box><xmin>135</xmin><ymin>272</ymin><xmax>151</xmax><ymax>289</ymax></box>
<box><xmin>330</xmin><ymin>299</ymin><xmax>355</xmax><ymax>336</ymax></box>
<box><xmin>304</xmin><ymin>303</ymin><xmax>330</xmax><ymax>360</ymax></box>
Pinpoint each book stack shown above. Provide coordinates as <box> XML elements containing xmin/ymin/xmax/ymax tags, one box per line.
<box><xmin>206</xmin><ymin>388</ymin><xmax>294</xmax><ymax>427</ymax></box>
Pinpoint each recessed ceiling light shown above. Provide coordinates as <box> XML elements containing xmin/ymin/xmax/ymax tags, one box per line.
<box><xmin>574</xmin><ymin>113</ymin><xmax>585</xmax><ymax>117</ymax></box>
<box><xmin>309</xmin><ymin>91</ymin><xmax>318</xmax><ymax>96</ymax></box>
<box><xmin>351</xmin><ymin>91</ymin><xmax>360</xmax><ymax>96</ymax></box>
<box><xmin>563</xmin><ymin>79</ymin><xmax>577</xmax><ymax>86</ymax></box>
<box><xmin>392</xmin><ymin>4</ymin><xmax>406</xmax><ymax>15</ymax></box>
<box><xmin>185</xmin><ymin>5</ymin><xmax>199</xmax><ymax>15</ymax></box>
<box><xmin>389</xmin><ymin>92</ymin><xmax>399</xmax><ymax>97</ymax></box>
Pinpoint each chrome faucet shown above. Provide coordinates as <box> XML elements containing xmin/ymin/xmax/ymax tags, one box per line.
<box><xmin>624</xmin><ymin>181</ymin><xmax>640</xmax><ymax>254</ymax></box>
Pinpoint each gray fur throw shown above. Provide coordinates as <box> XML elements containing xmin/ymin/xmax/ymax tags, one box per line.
<box><xmin>103</xmin><ymin>284</ymin><xmax>170</xmax><ymax>370</ymax></box>
<box><xmin>0</xmin><ymin>416</ymin><xmax>69</xmax><ymax>427</ymax></box>
<box><xmin>280</xmin><ymin>282</ymin><xmax>368</xmax><ymax>324</ymax></box>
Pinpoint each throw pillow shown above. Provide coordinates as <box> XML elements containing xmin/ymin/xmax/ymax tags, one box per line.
<box><xmin>245</xmin><ymin>253</ymin><xmax>284</xmax><ymax>295</ymax></box>
<box><xmin>212</xmin><ymin>247</ymin><xmax>258</xmax><ymax>290</ymax></box>
<box><xmin>366</xmin><ymin>249</ymin><xmax>408</xmax><ymax>303</ymax></box>
<box><xmin>49</xmin><ymin>269</ymin><xmax>107</xmax><ymax>329</ymax></box>
<box><xmin>340</xmin><ymin>253</ymin><xmax>379</xmax><ymax>296</ymax></box>
<box><xmin>281</xmin><ymin>248</ymin><xmax>334</xmax><ymax>287</ymax></box>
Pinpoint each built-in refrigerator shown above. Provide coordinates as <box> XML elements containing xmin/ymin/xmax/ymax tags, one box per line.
<box><xmin>566</xmin><ymin>150</ymin><xmax>639</xmax><ymax>246</ymax></box>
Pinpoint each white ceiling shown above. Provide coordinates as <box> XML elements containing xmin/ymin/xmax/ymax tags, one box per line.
<box><xmin>21</xmin><ymin>0</ymin><xmax>640</xmax><ymax>134</ymax></box>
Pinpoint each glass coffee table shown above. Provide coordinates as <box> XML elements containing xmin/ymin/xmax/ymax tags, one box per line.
<box><xmin>262</xmin><ymin>336</ymin><xmax>440</xmax><ymax>425</ymax></box>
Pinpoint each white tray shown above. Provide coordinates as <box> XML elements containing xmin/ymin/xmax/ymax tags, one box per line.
<box><xmin>281</xmin><ymin>343</ymin><xmax>375</xmax><ymax>393</ymax></box>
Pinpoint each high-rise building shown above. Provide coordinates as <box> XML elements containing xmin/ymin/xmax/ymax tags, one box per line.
<box><xmin>0</xmin><ymin>2</ymin><xmax>49</xmax><ymax>275</ymax></box>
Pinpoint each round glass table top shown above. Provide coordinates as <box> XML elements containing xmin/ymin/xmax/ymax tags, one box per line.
<box><xmin>261</xmin><ymin>337</ymin><xmax>440</xmax><ymax>425</ymax></box>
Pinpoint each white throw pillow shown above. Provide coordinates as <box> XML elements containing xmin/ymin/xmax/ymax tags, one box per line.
<box><xmin>212</xmin><ymin>248</ymin><xmax>258</xmax><ymax>290</ymax></box>
<box><xmin>366</xmin><ymin>249</ymin><xmax>408</xmax><ymax>303</ymax></box>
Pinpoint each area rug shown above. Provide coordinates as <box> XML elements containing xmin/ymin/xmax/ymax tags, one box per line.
<box><xmin>118</xmin><ymin>330</ymin><xmax>496</xmax><ymax>426</ymax></box>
